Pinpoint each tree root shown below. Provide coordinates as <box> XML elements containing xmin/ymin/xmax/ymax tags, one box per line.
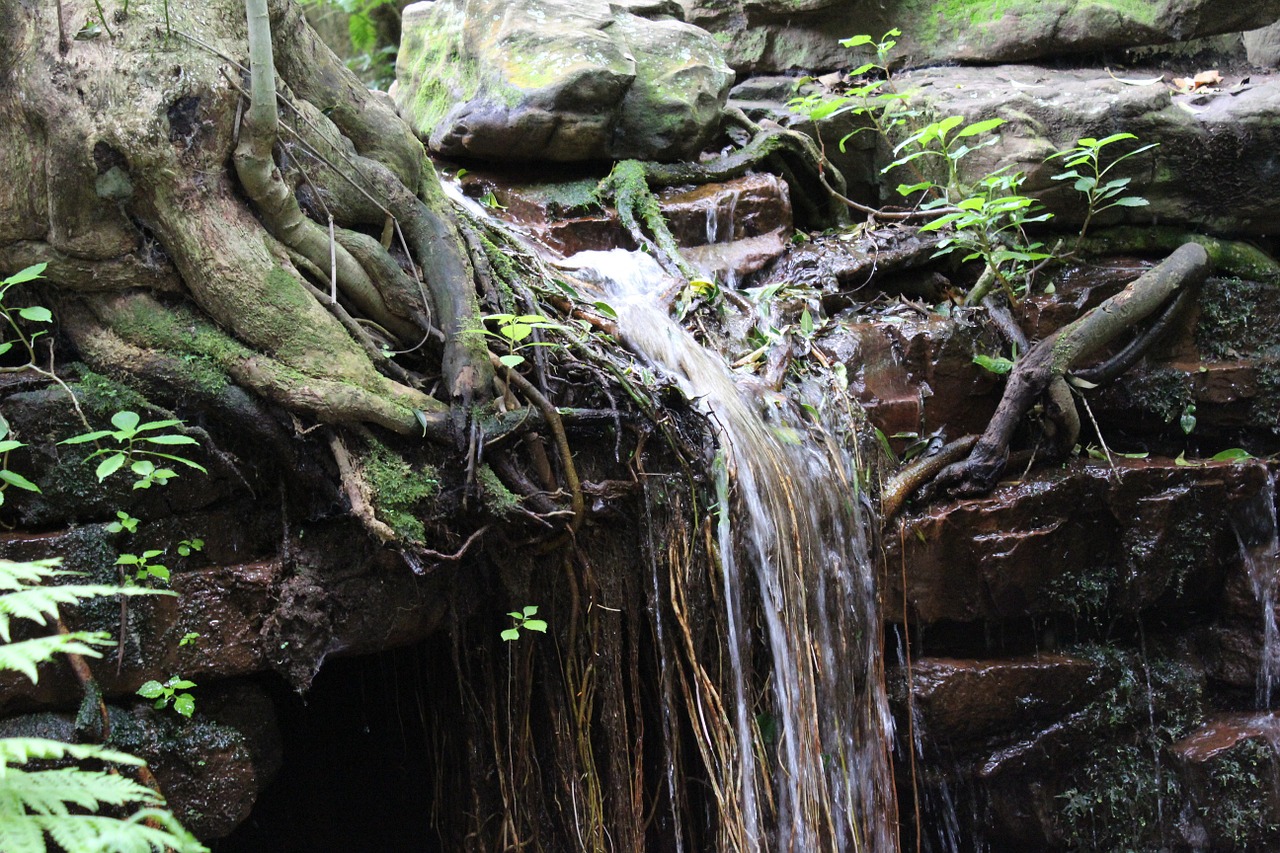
<box><xmin>1078</xmin><ymin>227</ymin><xmax>1280</xmax><ymax>281</ymax></box>
<box><xmin>926</xmin><ymin>243</ymin><xmax>1211</xmax><ymax>498</ymax></box>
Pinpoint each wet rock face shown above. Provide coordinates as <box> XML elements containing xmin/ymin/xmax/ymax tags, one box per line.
<box><xmin>887</xmin><ymin>65</ymin><xmax>1280</xmax><ymax>236</ymax></box>
<box><xmin>680</xmin><ymin>0</ymin><xmax>1280</xmax><ymax>72</ymax></box>
<box><xmin>395</xmin><ymin>0</ymin><xmax>733</xmax><ymax>162</ymax></box>
<box><xmin>885</xmin><ymin>458</ymin><xmax>1263</xmax><ymax>625</ymax></box>
<box><xmin>0</xmin><ymin>683</ymin><xmax>281</xmax><ymax>840</ymax></box>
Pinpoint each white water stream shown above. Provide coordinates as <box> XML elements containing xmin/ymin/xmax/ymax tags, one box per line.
<box><xmin>1232</xmin><ymin>468</ymin><xmax>1280</xmax><ymax>709</ymax></box>
<box><xmin>563</xmin><ymin>248</ymin><xmax>897</xmax><ymax>851</ymax></box>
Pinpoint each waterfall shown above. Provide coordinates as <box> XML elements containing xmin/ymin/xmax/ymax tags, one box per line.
<box><xmin>564</xmin><ymin>249</ymin><xmax>898</xmax><ymax>851</ymax></box>
<box><xmin>1232</xmin><ymin>467</ymin><xmax>1280</xmax><ymax>709</ymax></box>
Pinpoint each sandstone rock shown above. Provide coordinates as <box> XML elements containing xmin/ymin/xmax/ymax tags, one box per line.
<box><xmin>909</xmin><ymin>655</ymin><xmax>1103</xmax><ymax>744</ymax></box>
<box><xmin>395</xmin><ymin>0</ymin><xmax>733</xmax><ymax>162</ymax></box>
<box><xmin>680</xmin><ymin>0</ymin><xmax>1280</xmax><ymax>72</ymax></box>
<box><xmin>879</xmin><ymin>65</ymin><xmax>1280</xmax><ymax>236</ymax></box>
<box><xmin>884</xmin><ymin>458</ymin><xmax>1267</xmax><ymax>625</ymax></box>
<box><xmin>1245</xmin><ymin>19</ymin><xmax>1280</xmax><ymax>66</ymax></box>
<box><xmin>1169</xmin><ymin>713</ymin><xmax>1280</xmax><ymax>849</ymax></box>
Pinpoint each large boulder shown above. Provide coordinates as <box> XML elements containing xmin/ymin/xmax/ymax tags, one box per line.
<box><xmin>875</xmin><ymin>65</ymin><xmax>1280</xmax><ymax>236</ymax></box>
<box><xmin>394</xmin><ymin>0</ymin><xmax>734</xmax><ymax>162</ymax></box>
<box><xmin>680</xmin><ymin>0</ymin><xmax>1280</xmax><ymax>72</ymax></box>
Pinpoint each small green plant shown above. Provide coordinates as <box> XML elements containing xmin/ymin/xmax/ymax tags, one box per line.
<box><xmin>116</xmin><ymin>550</ymin><xmax>170</xmax><ymax>586</ymax></box>
<box><xmin>481</xmin><ymin>314</ymin><xmax>565</xmax><ymax>369</ymax></box>
<box><xmin>179</xmin><ymin>632</ymin><xmax>200</xmax><ymax>647</ymax></box>
<box><xmin>891</xmin><ymin>116</ymin><xmax>1052</xmax><ymax>301</ymax></box>
<box><xmin>0</xmin><ymin>419</ymin><xmax>40</xmax><ymax>509</ymax></box>
<box><xmin>137</xmin><ymin>675</ymin><xmax>197</xmax><ymax>719</ymax></box>
<box><xmin>59</xmin><ymin>410</ymin><xmax>207</xmax><ymax>488</ymax></box>
<box><xmin>176</xmin><ymin>538</ymin><xmax>204</xmax><ymax>557</ymax></box>
<box><xmin>0</xmin><ymin>558</ymin><xmax>204</xmax><ymax>851</ymax></box>
<box><xmin>501</xmin><ymin>605</ymin><xmax>548</xmax><ymax>641</ymax></box>
<box><xmin>106</xmin><ymin>510</ymin><xmax>140</xmax><ymax>534</ymax></box>
<box><xmin>1048</xmin><ymin>132</ymin><xmax>1157</xmax><ymax>245</ymax></box>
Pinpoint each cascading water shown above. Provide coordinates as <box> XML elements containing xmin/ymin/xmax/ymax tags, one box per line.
<box><xmin>1231</xmin><ymin>467</ymin><xmax>1280</xmax><ymax>709</ymax></box>
<box><xmin>563</xmin><ymin>249</ymin><xmax>898</xmax><ymax>851</ymax></box>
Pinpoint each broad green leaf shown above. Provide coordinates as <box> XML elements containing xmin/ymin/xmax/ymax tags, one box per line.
<box><xmin>1211</xmin><ymin>448</ymin><xmax>1252</xmax><ymax>462</ymax></box>
<box><xmin>110</xmin><ymin>411</ymin><xmax>141</xmax><ymax>432</ymax></box>
<box><xmin>141</xmin><ymin>435</ymin><xmax>198</xmax><ymax>445</ymax></box>
<box><xmin>59</xmin><ymin>430</ymin><xmax>112</xmax><ymax>445</ymax></box>
<box><xmin>498</xmin><ymin>354</ymin><xmax>525</xmax><ymax>369</ymax></box>
<box><xmin>0</xmin><ymin>470</ymin><xmax>40</xmax><ymax>493</ymax></box>
<box><xmin>523</xmin><ymin>620</ymin><xmax>548</xmax><ymax>633</ymax></box>
<box><xmin>3</xmin><ymin>263</ymin><xmax>47</xmax><ymax>285</ymax></box>
<box><xmin>95</xmin><ymin>453</ymin><xmax>125</xmax><ymax>482</ymax></box>
<box><xmin>500</xmin><ymin>628</ymin><xmax>520</xmax><ymax>641</ymax></box>
<box><xmin>839</xmin><ymin>34</ymin><xmax>873</xmax><ymax>47</ymax></box>
<box><xmin>592</xmin><ymin>301</ymin><xmax>618</xmax><ymax>320</ymax></box>
<box><xmin>0</xmin><ymin>440</ymin><xmax>24</xmax><ymax>453</ymax></box>
<box><xmin>16</xmin><ymin>306</ymin><xmax>52</xmax><ymax>323</ymax></box>
<box><xmin>522</xmin><ymin>605</ymin><xmax>539</xmax><ymax>617</ymax></box>
<box><xmin>136</xmin><ymin>681</ymin><xmax>164</xmax><ymax>699</ymax></box>
<box><xmin>955</xmin><ymin>118</ymin><xmax>1005</xmax><ymax>139</ymax></box>
<box><xmin>973</xmin><ymin>354</ymin><xmax>1015</xmax><ymax>375</ymax></box>
<box><xmin>1110</xmin><ymin>196</ymin><xmax>1150</xmax><ymax>207</ymax></box>
<box><xmin>173</xmin><ymin>694</ymin><xmax>195</xmax><ymax>718</ymax></box>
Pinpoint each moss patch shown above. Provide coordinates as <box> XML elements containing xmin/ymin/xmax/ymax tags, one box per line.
<box><xmin>359</xmin><ymin>439</ymin><xmax>438</xmax><ymax>543</ymax></box>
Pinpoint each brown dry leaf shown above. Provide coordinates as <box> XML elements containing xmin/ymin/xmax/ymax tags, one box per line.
<box><xmin>1193</xmin><ymin>69</ymin><xmax>1222</xmax><ymax>87</ymax></box>
<box><xmin>1171</xmin><ymin>76</ymin><xmax>1192</xmax><ymax>91</ymax></box>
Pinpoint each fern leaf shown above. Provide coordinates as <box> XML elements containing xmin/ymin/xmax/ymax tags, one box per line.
<box><xmin>0</xmin><ymin>585</ymin><xmax>169</xmax><ymax>642</ymax></box>
<box><xmin>0</xmin><ymin>560</ymin><xmax>77</xmax><ymax>593</ymax></box>
<box><xmin>0</xmin><ymin>767</ymin><xmax>161</xmax><ymax>816</ymax></box>
<box><xmin>0</xmin><ymin>633</ymin><xmax>114</xmax><ymax>683</ymax></box>
<box><xmin>0</xmin><ymin>739</ymin><xmax>147</xmax><ymax>771</ymax></box>
<box><xmin>3</xmin><ymin>812</ymin><xmax>208</xmax><ymax>853</ymax></box>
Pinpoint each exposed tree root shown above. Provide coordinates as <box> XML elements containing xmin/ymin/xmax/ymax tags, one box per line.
<box><xmin>926</xmin><ymin>243</ymin><xmax>1211</xmax><ymax>498</ymax></box>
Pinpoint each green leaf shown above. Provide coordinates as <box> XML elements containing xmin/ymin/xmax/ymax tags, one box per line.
<box><xmin>136</xmin><ymin>681</ymin><xmax>165</xmax><ymax>699</ymax></box>
<box><xmin>0</xmin><ymin>342</ymin><xmax>12</xmax><ymax>356</ymax></box>
<box><xmin>973</xmin><ymin>354</ymin><xmax>1015</xmax><ymax>375</ymax></box>
<box><xmin>839</xmin><ymin>34</ymin><xmax>874</xmax><ymax>47</ymax></box>
<box><xmin>799</xmin><ymin>309</ymin><xmax>814</xmax><ymax>336</ymax></box>
<box><xmin>146</xmin><ymin>566</ymin><xmax>170</xmax><ymax>582</ymax></box>
<box><xmin>498</xmin><ymin>354</ymin><xmax>525</xmax><ymax>369</ymax></box>
<box><xmin>4</xmin><ymin>263</ymin><xmax>47</xmax><ymax>285</ymax></box>
<box><xmin>1210</xmin><ymin>448</ymin><xmax>1252</xmax><ymax>462</ymax></box>
<box><xmin>0</xmin><ymin>470</ymin><xmax>40</xmax><ymax>493</ymax></box>
<box><xmin>59</xmin><ymin>430</ymin><xmax>112</xmax><ymax>445</ymax></box>
<box><xmin>16</xmin><ymin>306</ymin><xmax>52</xmax><ymax>323</ymax></box>
<box><xmin>170</xmin><ymin>679</ymin><xmax>196</xmax><ymax>690</ymax></box>
<box><xmin>173</xmin><ymin>693</ymin><xmax>195</xmax><ymax>718</ymax></box>
<box><xmin>522</xmin><ymin>619</ymin><xmax>548</xmax><ymax>633</ymax></box>
<box><xmin>1110</xmin><ymin>196</ymin><xmax>1150</xmax><ymax>207</ymax></box>
<box><xmin>110</xmin><ymin>411</ymin><xmax>141</xmax><ymax>432</ymax></box>
<box><xmin>522</xmin><ymin>605</ymin><xmax>539</xmax><ymax>617</ymax></box>
<box><xmin>592</xmin><ymin>300</ymin><xmax>618</xmax><ymax>320</ymax></box>
<box><xmin>500</xmin><ymin>628</ymin><xmax>520</xmax><ymax>642</ymax></box>
<box><xmin>955</xmin><ymin>118</ymin><xmax>1005</xmax><ymax>139</ymax></box>
<box><xmin>95</xmin><ymin>453</ymin><xmax>126</xmax><ymax>482</ymax></box>
<box><xmin>141</xmin><ymin>435</ymin><xmax>198</xmax><ymax>445</ymax></box>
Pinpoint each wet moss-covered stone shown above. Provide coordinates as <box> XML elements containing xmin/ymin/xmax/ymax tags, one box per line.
<box><xmin>394</xmin><ymin>0</ymin><xmax>733</xmax><ymax>162</ymax></box>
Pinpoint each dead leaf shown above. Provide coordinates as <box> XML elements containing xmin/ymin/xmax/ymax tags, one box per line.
<box><xmin>1193</xmin><ymin>69</ymin><xmax>1222</xmax><ymax>87</ymax></box>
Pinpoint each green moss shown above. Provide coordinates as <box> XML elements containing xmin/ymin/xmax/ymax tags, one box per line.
<box><xmin>526</xmin><ymin>178</ymin><xmax>603</xmax><ymax>217</ymax></box>
<box><xmin>1196</xmin><ymin>278</ymin><xmax>1280</xmax><ymax>360</ymax></box>
<box><xmin>360</xmin><ymin>439</ymin><xmax>438</xmax><ymax>543</ymax></box>
<box><xmin>1121</xmin><ymin>367</ymin><xmax>1192</xmax><ymax>426</ymax></box>
<box><xmin>476</xmin><ymin>463</ymin><xmax>519</xmax><ymax>515</ymax></box>
<box><xmin>69</xmin><ymin>369</ymin><xmax>153</xmax><ymax>418</ymax></box>
<box><xmin>1057</xmin><ymin>648</ymin><xmax>1206</xmax><ymax>851</ymax></box>
<box><xmin>1198</xmin><ymin>739</ymin><xmax>1280</xmax><ymax>848</ymax></box>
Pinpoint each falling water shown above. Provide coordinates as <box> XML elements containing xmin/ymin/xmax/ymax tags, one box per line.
<box><xmin>1231</xmin><ymin>468</ymin><xmax>1280</xmax><ymax>709</ymax></box>
<box><xmin>564</xmin><ymin>249</ymin><xmax>897</xmax><ymax>851</ymax></box>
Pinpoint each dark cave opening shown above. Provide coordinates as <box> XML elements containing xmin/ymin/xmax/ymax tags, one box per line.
<box><xmin>214</xmin><ymin>640</ymin><xmax>451</xmax><ymax>853</ymax></box>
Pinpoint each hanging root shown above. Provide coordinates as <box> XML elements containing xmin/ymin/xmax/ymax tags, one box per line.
<box><xmin>925</xmin><ymin>242</ymin><xmax>1211</xmax><ymax>498</ymax></box>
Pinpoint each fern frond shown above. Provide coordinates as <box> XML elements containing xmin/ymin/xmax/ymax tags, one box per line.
<box><xmin>0</xmin><ymin>583</ymin><xmax>174</xmax><ymax>642</ymax></box>
<box><xmin>0</xmin><ymin>560</ymin><xmax>82</xmax><ymax>592</ymax></box>
<box><xmin>0</xmin><ymin>739</ymin><xmax>146</xmax><ymax>772</ymax></box>
<box><xmin>0</xmin><ymin>632</ymin><xmax>114</xmax><ymax>684</ymax></box>
<box><xmin>0</xmin><ymin>767</ymin><xmax>161</xmax><ymax>816</ymax></box>
<box><xmin>1</xmin><ymin>811</ymin><xmax>208</xmax><ymax>853</ymax></box>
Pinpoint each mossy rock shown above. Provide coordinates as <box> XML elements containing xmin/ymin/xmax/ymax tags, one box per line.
<box><xmin>393</xmin><ymin>0</ymin><xmax>733</xmax><ymax>162</ymax></box>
